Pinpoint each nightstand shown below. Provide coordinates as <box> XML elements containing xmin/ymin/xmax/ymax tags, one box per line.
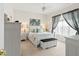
<box><xmin>21</xmin><ymin>32</ymin><xmax>28</xmax><ymax>41</ymax></box>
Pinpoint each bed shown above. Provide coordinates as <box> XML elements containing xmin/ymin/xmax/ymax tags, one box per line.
<box><xmin>28</xmin><ymin>32</ymin><xmax>54</xmax><ymax>47</ymax></box>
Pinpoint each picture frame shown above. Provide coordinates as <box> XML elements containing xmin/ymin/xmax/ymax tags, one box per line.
<box><xmin>30</xmin><ymin>19</ymin><xmax>40</xmax><ymax>26</ymax></box>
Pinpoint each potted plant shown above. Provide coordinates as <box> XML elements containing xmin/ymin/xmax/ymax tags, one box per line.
<box><xmin>0</xmin><ymin>49</ymin><xmax>7</xmax><ymax>56</ymax></box>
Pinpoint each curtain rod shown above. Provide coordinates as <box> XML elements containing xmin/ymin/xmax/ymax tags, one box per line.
<box><xmin>52</xmin><ymin>8</ymin><xmax>79</xmax><ymax>18</ymax></box>
<box><xmin>52</xmin><ymin>14</ymin><xmax>61</xmax><ymax>18</ymax></box>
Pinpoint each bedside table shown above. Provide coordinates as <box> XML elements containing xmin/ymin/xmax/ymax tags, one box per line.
<box><xmin>21</xmin><ymin>32</ymin><xmax>28</xmax><ymax>41</ymax></box>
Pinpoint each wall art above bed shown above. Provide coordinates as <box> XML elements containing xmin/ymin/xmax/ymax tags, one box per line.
<box><xmin>30</xmin><ymin>19</ymin><xmax>40</xmax><ymax>26</ymax></box>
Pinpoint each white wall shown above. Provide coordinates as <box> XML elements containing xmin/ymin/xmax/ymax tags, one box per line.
<box><xmin>13</xmin><ymin>9</ymin><xmax>48</xmax><ymax>25</ymax></box>
<box><xmin>0</xmin><ymin>3</ymin><xmax>4</xmax><ymax>49</ymax></box>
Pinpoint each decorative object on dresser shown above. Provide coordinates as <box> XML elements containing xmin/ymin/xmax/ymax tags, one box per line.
<box><xmin>15</xmin><ymin>20</ymin><xmax>19</xmax><ymax>23</ymax></box>
<box><xmin>40</xmin><ymin>38</ymin><xmax>57</xmax><ymax>49</ymax></box>
<box><xmin>4</xmin><ymin>13</ymin><xmax>10</xmax><ymax>23</ymax></box>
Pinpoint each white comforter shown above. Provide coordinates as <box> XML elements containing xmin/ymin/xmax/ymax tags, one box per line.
<box><xmin>28</xmin><ymin>32</ymin><xmax>54</xmax><ymax>47</ymax></box>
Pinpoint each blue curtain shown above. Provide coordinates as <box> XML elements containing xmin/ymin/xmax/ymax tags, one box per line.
<box><xmin>62</xmin><ymin>9</ymin><xmax>79</xmax><ymax>35</ymax></box>
<box><xmin>52</xmin><ymin>15</ymin><xmax>61</xmax><ymax>33</ymax></box>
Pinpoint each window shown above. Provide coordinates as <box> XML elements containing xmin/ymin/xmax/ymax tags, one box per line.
<box><xmin>54</xmin><ymin>15</ymin><xmax>76</xmax><ymax>37</ymax></box>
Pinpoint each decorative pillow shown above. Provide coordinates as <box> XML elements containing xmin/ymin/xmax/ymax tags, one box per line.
<box><xmin>36</xmin><ymin>28</ymin><xmax>38</xmax><ymax>33</ymax></box>
<box><xmin>36</xmin><ymin>28</ymin><xmax>43</xmax><ymax>33</ymax></box>
<box><xmin>29</xmin><ymin>27</ymin><xmax>43</xmax><ymax>33</ymax></box>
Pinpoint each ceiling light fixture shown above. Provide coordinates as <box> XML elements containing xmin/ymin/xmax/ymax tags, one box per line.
<box><xmin>42</xmin><ymin>3</ymin><xmax>46</xmax><ymax>12</ymax></box>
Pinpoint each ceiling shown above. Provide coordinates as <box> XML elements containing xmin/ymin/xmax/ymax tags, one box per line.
<box><xmin>4</xmin><ymin>3</ymin><xmax>77</xmax><ymax>15</ymax></box>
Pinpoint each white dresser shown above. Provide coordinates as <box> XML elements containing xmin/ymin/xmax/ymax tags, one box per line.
<box><xmin>4</xmin><ymin>22</ymin><xmax>21</xmax><ymax>56</ymax></box>
<box><xmin>65</xmin><ymin>35</ymin><xmax>79</xmax><ymax>56</ymax></box>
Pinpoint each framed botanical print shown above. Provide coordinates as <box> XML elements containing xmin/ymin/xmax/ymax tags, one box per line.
<box><xmin>30</xmin><ymin>19</ymin><xmax>40</xmax><ymax>26</ymax></box>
